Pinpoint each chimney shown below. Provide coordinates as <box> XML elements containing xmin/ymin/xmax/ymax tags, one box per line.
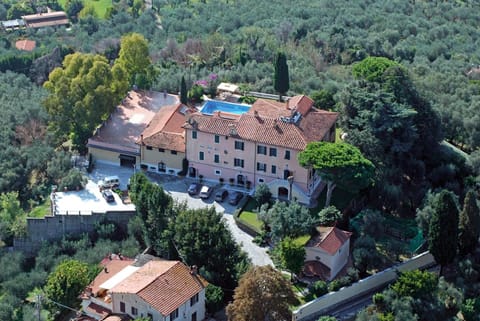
<box><xmin>104</xmin><ymin>267</ymin><xmax>109</xmax><ymax>273</ymax></box>
<box><xmin>190</xmin><ymin>265</ymin><xmax>198</xmax><ymax>275</ymax></box>
<box><xmin>254</xmin><ymin>110</ymin><xmax>259</xmax><ymax>118</ymax></box>
<box><xmin>228</xmin><ymin>124</ymin><xmax>237</xmax><ymax>136</ymax></box>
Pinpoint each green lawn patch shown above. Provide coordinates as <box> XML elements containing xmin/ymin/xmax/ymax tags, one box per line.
<box><xmin>28</xmin><ymin>199</ymin><xmax>51</xmax><ymax>218</ymax></box>
<box><xmin>293</xmin><ymin>235</ymin><xmax>310</xmax><ymax>247</ymax></box>
<box><xmin>58</xmin><ymin>0</ymin><xmax>113</xmax><ymax>19</ymax></box>
<box><xmin>238</xmin><ymin>211</ymin><xmax>263</xmax><ymax>231</ymax></box>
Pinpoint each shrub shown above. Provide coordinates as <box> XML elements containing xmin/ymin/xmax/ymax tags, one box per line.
<box><xmin>205</xmin><ymin>284</ymin><xmax>224</xmax><ymax>314</ymax></box>
<box><xmin>309</xmin><ymin>280</ymin><xmax>328</xmax><ymax>297</ymax></box>
<box><xmin>188</xmin><ymin>84</ymin><xmax>204</xmax><ymax>103</ymax></box>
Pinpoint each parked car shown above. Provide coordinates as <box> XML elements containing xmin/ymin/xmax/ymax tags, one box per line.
<box><xmin>102</xmin><ymin>189</ymin><xmax>115</xmax><ymax>203</ymax></box>
<box><xmin>188</xmin><ymin>182</ymin><xmax>202</xmax><ymax>196</ymax></box>
<box><xmin>99</xmin><ymin>175</ymin><xmax>120</xmax><ymax>190</ymax></box>
<box><xmin>228</xmin><ymin>191</ymin><xmax>243</xmax><ymax>205</ymax></box>
<box><xmin>199</xmin><ymin>186</ymin><xmax>213</xmax><ymax>199</ymax></box>
<box><xmin>215</xmin><ymin>189</ymin><xmax>229</xmax><ymax>202</ymax></box>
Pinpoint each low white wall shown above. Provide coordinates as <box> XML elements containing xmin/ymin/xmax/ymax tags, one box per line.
<box><xmin>292</xmin><ymin>252</ymin><xmax>435</xmax><ymax>321</ymax></box>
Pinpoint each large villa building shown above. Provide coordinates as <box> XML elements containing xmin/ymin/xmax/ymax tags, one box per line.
<box><xmin>184</xmin><ymin>95</ymin><xmax>338</xmax><ymax>205</ymax></box>
<box><xmin>88</xmin><ymin>89</ymin><xmax>337</xmax><ymax>205</ymax></box>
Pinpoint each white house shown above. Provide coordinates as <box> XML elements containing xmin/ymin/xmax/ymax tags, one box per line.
<box><xmin>303</xmin><ymin>226</ymin><xmax>352</xmax><ymax>281</ymax></box>
<box><xmin>81</xmin><ymin>255</ymin><xmax>207</xmax><ymax>321</ymax></box>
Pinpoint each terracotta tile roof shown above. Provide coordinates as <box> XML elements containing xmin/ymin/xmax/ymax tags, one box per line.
<box><xmin>307</xmin><ymin>227</ymin><xmax>352</xmax><ymax>255</ymax></box>
<box><xmin>137</xmin><ymin>262</ymin><xmax>208</xmax><ymax>316</ymax></box>
<box><xmin>86</xmin><ymin>302</ymin><xmax>111</xmax><ymax>318</ymax></box>
<box><xmin>15</xmin><ymin>39</ymin><xmax>36</xmax><ymax>51</ymax></box>
<box><xmin>111</xmin><ymin>260</ymin><xmax>178</xmax><ymax>294</ymax></box>
<box><xmin>185</xmin><ymin>96</ymin><xmax>337</xmax><ymax>150</ymax></box>
<box><xmin>303</xmin><ymin>260</ymin><xmax>330</xmax><ymax>280</ymax></box>
<box><xmin>140</xmin><ymin>103</ymin><xmax>191</xmax><ymax>152</ymax></box>
<box><xmin>87</xmin><ymin>256</ymin><xmax>134</xmax><ymax>296</ymax></box>
<box><xmin>287</xmin><ymin>95</ymin><xmax>314</xmax><ymax>116</ymax></box>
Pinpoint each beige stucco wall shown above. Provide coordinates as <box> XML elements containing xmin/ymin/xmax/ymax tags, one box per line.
<box><xmin>89</xmin><ymin>147</ymin><xmax>122</xmax><ymax>166</ymax></box>
<box><xmin>305</xmin><ymin>239</ymin><xmax>350</xmax><ymax>280</ymax></box>
<box><xmin>89</xmin><ymin>147</ymin><xmax>140</xmax><ymax>167</ymax></box>
<box><xmin>140</xmin><ymin>145</ymin><xmax>185</xmax><ymax>173</ymax></box>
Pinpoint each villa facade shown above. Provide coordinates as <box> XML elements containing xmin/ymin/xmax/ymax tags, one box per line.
<box><xmin>184</xmin><ymin>95</ymin><xmax>338</xmax><ymax>205</ymax></box>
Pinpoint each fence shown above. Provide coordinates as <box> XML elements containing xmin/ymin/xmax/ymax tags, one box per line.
<box><xmin>292</xmin><ymin>251</ymin><xmax>435</xmax><ymax>321</ymax></box>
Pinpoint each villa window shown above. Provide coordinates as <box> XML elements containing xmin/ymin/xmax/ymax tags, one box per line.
<box><xmin>269</xmin><ymin>147</ymin><xmax>277</xmax><ymax>157</ymax></box>
<box><xmin>146</xmin><ymin>146</ymin><xmax>152</xmax><ymax>150</ymax></box>
<box><xmin>158</xmin><ymin>148</ymin><xmax>165</xmax><ymax>152</ymax></box>
<box><xmin>171</xmin><ymin>150</ymin><xmax>177</xmax><ymax>155</ymax></box>
<box><xmin>199</xmin><ymin>151</ymin><xmax>204</xmax><ymax>161</ymax></box>
<box><xmin>285</xmin><ymin>150</ymin><xmax>290</xmax><ymax>160</ymax></box>
<box><xmin>131</xmin><ymin>307</ymin><xmax>138</xmax><ymax>315</ymax></box>
<box><xmin>234</xmin><ymin>158</ymin><xmax>244</xmax><ymax>168</ymax></box>
<box><xmin>120</xmin><ymin>302</ymin><xmax>125</xmax><ymax>313</ymax></box>
<box><xmin>214</xmin><ymin>135</ymin><xmax>220</xmax><ymax>143</ymax></box>
<box><xmin>192</xmin><ymin>131</ymin><xmax>197</xmax><ymax>139</ymax></box>
<box><xmin>215</xmin><ymin>170</ymin><xmax>221</xmax><ymax>175</ymax></box>
<box><xmin>214</xmin><ymin>154</ymin><xmax>220</xmax><ymax>163</ymax></box>
<box><xmin>234</xmin><ymin>141</ymin><xmax>244</xmax><ymax>151</ymax></box>
<box><xmin>170</xmin><ymin>308</ymin><xmax>179</xmax><ymax>320</ymax></box>
<box><xmin>271</xmin><ymin>165</ymin><xmax>277</xmax><ymax>174</ymax></box>
<box><xmin>257</xmin><ymin>145</ymin><xmax>267</xmax><ymax>155</ymax></box>
<box><xmin>190</xmin><ymin>293</ymin><xmax>199</xmax><ymax>306</ymax></box>
<box><xmin>257</xmin><ymin>162</ymin><xmax>266</xmax><ymax>172</ymax></box>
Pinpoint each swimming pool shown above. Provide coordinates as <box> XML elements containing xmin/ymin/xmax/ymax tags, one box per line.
<box><xmin>200</xmin><ymin>100</ymin><xmax>251</xmax><ymax>115</ymax></box>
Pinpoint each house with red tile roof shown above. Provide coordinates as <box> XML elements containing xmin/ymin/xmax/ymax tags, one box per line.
<box><xmin>303</xmin><ymin>226</ymin><xmax>352</xmax><ymax>280</ymax></box>
<box><xmin>137</xmin><ymin>103</ymin><xmax>193</xmax><ymax>174</ymax></box>
<box><xmin>183</xmin><ymin>95</ymin><xmax>338</xmax><ymax>205</ymax></box>
<box><xmin>81</xmin><ymin>255</ymin><xmax>207</xmax><ymax>321</ymax></box>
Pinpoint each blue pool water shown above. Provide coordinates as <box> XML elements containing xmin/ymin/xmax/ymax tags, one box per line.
<box><xmin>200</xmin><ymin>100</ymin><xmax>251</xmax><ymax>115</ymax></box>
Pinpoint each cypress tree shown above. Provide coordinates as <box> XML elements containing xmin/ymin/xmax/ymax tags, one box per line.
<box><xmin>273</xmin><ymin>51</ymin><xmax>289</xmax><ymax>102</ymax></box>
<box><xmin>180</xmin><ymin>75</ymin><xmax>187</xmax><ymax>105</ymax></box>
<box><xmin>428</xmin><ymin>190</ymin><xmax>459</xmax><ymax>275</ymax></box>
<box><xmin>458</xmin><ymin>190</ymin><xmax>480</xmax><ymax>256</ymax></box>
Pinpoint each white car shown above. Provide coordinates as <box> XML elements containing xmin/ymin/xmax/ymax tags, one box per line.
<box><xmin>199</xmin><ymin>186</ymin><xmax>213</xmax><ymax>199</ymax></box>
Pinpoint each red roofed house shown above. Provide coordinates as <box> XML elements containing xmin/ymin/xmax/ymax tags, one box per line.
<box><xmin>183</xmin><ymin>95</ymin><xmax>338</xmax><ymax>205</ymax></box>
<box><xmin>303</xmin><ymin>226</ymin><xmax>352</xmax><ymax>280</ymax></box>
<box><xmin>138</xmin><ymin>103</ymin><xmax>193</xmax><ymax>174</ymax></box>
<box><xmin>81</xmin><ymin>256</ymin><xmax>207</xmax><ymax>321</ymax></box>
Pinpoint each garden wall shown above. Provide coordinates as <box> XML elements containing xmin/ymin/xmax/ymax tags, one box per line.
<box><xmin>292</xmin><ymin>251</ymin><xmax>435</xmax><ymax>321</ymax></box>
<box><xmin>14</xmin><ymin>210</ymin><xmax>136</xmax><ymax>256</ymax></box>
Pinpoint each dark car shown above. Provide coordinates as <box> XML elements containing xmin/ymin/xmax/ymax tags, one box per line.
<box><xmin>199</xmin><ymin>186</ymin><xmax>214</xmax><ymax>199</ymax></box>
<box><xmin>102</xmin><ymin>189</ymin><xmax>115</xmax><ymax>203</ymax></box>
<box><xmin>215</xmin><ymin>189</ymin><xmax>228</xmax><ymax>202</ymax></box>
<box><xmin>228</xmin><ymin>191</ymin><xmax>243</xmax><ymax>205</ymax></box>
<box><xmin>188</xmin><ymin>182</ymin><xmax>202</xmax><ymax>196</ymax></box>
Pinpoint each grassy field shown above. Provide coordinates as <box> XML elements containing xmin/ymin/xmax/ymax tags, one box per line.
<box><xmin>58</xmin><ymin>0</ymin><xmax>113</xmax><ymax>19</ymax></box>
<box><xmin>238</xmin><ymin>198</ymin><xmax>263</xmax><ymax>232</ymax></box>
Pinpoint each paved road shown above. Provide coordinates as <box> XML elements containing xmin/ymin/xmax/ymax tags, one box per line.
<box><xmin>91</xmin><ymin>163</ymin><xmax>273</xmax><ymax>266</ymax></box>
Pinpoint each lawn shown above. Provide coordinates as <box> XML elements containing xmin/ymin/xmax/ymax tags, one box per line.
<box><xmin>28</xmin><ymin>198</ymin><xmax>51</xmax><ymax>218</ymax></box>
<box><xmin>238</xmin><ymin>198</ymin><xmax>263</xmax><ymax>232</ymax></box>
<box><xmin>58</xmin><ymin>0</ymin><xmax>113</xmax><ymax>19</ymax></box>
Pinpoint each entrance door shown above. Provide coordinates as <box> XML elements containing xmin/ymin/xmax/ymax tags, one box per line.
<box><xmin>237</xmin><ymin>174</ymin><xmax>245</xmax><ymax>185</ymax></box>
<box><xmin>278</xmin><ymin>187</ymin><xmax>289</xmax><ymax>200</ymax></box>
<box><xmin>119</xmin><ymin>154</ymin><xmax>136</xmax><ymax>167</ymax></box>
<box><xmin>158</xmin><ymin>162</ymin><xmax>166</xmax><ymax>172</ymax></box>
<box><xmin>188</xmin><ymin>167</ymin><xmax>196</xmax><ymax>178</ymax></box>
